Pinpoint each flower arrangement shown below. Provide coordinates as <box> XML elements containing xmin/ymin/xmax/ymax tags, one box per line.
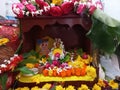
<box><xmin>12</xmin><ymin>0</ymin><xmax>103</xmax><ymax>18</ymax></box>
<box><xmin>14</xmin><ymin>79</ymin><xmax>119</xmax><ymax>90</ymax></box>
<box><xmin>15</xmin><ymin>39</ymin><xmax>97</xmax><ymax>85</ymax></box>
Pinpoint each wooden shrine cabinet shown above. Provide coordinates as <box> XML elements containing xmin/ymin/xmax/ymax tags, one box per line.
<box><xmin>19</xmin><ymin>14</ymin><xmax>92</xmax><ymax>53</ymax></box>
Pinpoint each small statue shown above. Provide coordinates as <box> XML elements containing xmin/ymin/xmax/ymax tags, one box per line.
<box><xmin>48</xmin><ymin>38</ymin><xmax>65</xmax><ymax>60</ymax></box>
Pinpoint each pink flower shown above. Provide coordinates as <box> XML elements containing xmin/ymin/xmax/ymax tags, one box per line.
<box><xmin>76</xmin><ymin>4</ymin><xmax>87</xmax><ymax>14</ymax></box>
<box><xmin>16</xmin><ymin>10</ymin><xmax>24</xmax><ymax>18</ymax></box>
<box><xmin>95</xmin><ymin>1</ymin><xmax>103</xmax><ymax>10</ymax></box>
<box><xmin>12</xmin><ymin>3</ymin><xmax>25</xmax><ymax>18</ymax></box>
<box><xmin>35</xmin><ymin>0</ymin><xmax>49</xmax><ymax>9</ymax></box>
<box><xmin>26</xmin><ymin>3</ymin><xmax>36</xmax><ymax>12</ymax></box>
<box><xmin>71</xmin><ymin>0</ymin><xmax>79</xmax><ymax>3</ymax></box>
<box><xmin>14</xmin><ymin>3</ymin><xmax>25</xmax><ymax>10</ymax></box>
<box><xmin>61</xmin><ymin>2</ymin><xmax>74</xmax><ymax>15</ymax></box>
<box><xmin>21</xmin><ymin>0</ymin><xmax>28</xmax><ymax>5</ymax></box>
<box><xmin>89</xmin><ymin>5</ymin><xmax>96</xmax><ymax>15</ymax></box>
<box><xmin>50</xmin><ymin>6</ymin><xmax>63</xmax><ymax>16</ymax></box>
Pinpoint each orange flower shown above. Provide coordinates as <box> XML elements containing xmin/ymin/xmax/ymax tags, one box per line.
<box><xmin>60</xmin><ymin>70</ymin><xmax>66</xmax><ymax>77</ymax></box>
<box><xmin>34</xmin><ymin>63</ymin><xmax>39</xmax><ymax>68</ymax></box>
<box><xmin>71</xmin><ymin>68</ymin><xmax>75</xmax><ymax>75</ymax></box>
<box><xmin>80</xmin><ymin>68</ymin><xmax>86</xmax><ymax>76</ymax></box>
<box><xmin>52</xmin><ymin>69</ymin><xmax>57</xmax><ymax>76</ymax></box>
<box><xmin>75</xmin><ymin>68</ymin><xmax>81</xmax><ymax>76</ymax></box>
<box><xmin>43</xmin><ymin>69</ymin><xmax>48</xmax><ymax>76</ymax></box>
<box><xmin>66</xmin><ymin>69</ymin><xmax>72</xmax><ymax>77</ymax></box>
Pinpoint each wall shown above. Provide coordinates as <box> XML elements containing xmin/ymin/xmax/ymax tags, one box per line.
<box><xmin>0</xmin><ymin>0</ymin><xmax>6</xmax><ymax>17</ymax></box>
<box><xmin>0</xmin><ymin>0</ymin><xmax>19</xmax><ymax>18</ymax></box>
<box><xmin>104</xmin><ymin>0</ymin><xmax>120</xmax><ymax>21</ymax></box>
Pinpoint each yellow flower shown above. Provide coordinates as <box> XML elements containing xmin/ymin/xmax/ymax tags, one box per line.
<box><xmin>0</xmin><ymin>38</ymin><xmax>9</xmax><ymax>46</ymax></box>
<box><xmin>92</xmin><ymin>84</ymin><xmax>101</xmax><ymax>90</ymax></box>
<box><xmin>66</xmin><ymin>85</ymin><xmax>75</xmax><ymax>90</ymax></box>
<box><xmin>52</xmin><ymin>0</ymin><xmax>63</xmax><ymax>5</ymax></box>
<box><xmin>78</xmin><ymin>84</ymin><xmax>90</xmax><ymax>90</ymax></box>
<box><xmin>41</xmin><ymin>58</ymin><xmax>47</xmax><ymax>63</ymax></box>
<box><xmin>75</xmin><ymin>55</ymin><xmax>82</xmax><ymax>61</ymax></box>
<box><xmin>56</xmin><ymin>85</ymin><xmax>65</xmax><ymax>90</ymax></box>
<box><xmin>32</xmin><ymin>75</ymin><xmax>41</xmax><ymax>84</ymax></box>
<box><xmin>26</xmin><ymin>63</ymin><xmax>34</xmax><ymax>68</ymax></box>
<box><xmin>15</xmin><ymin>87</ymin><xmax>30</xmax><ymax>90</ymax></box>
<box><xmin>15</xmin><ymin>88</ymin><xmax>21</xmax><ymax>90</ymax></box>
<box><xmin>48</xmin><ymin>69</ymin><xmax>53</xmax><ymax>76</ymax></box>
<box><xmin>81</xmin><ymin>55</ymin><xmax>93</xmax><ymax>64</ymax></box>
<box><xmin>97</xmin><ymin>79</ymin><xmax>106</xmax><ymax>87</ymax></box>
<box><xmin>109</xmin><ymin>80</ymin><xmax>119</xmax><ymax>89</ymax></box>
<box><xmin>53</xmin><ymin>48</ymin><xmax>62</xmax><ymax>55</ymax></box>
<box><xmin>42</xmin><ymin>83</ymin><xmax>51</xmax><ymax>89</ymax></box>
<box><xmin>86</xmin><ymin>66</ymin><xmax>97</xmax><ymax>79</ymax></box>
<box><xmin>31</xmin><ymin>86</ymin><xmax>40</xmax><ymax>90</ymax></box>
<box><xmin>68</xmin><ymin>60</ymin><xmax>85</xmax><ymax>68</ymax></box>
<box><xmin>21</xmin><ymin>87</ymin><xmax>30</xmax><ymax>90</ymax></box>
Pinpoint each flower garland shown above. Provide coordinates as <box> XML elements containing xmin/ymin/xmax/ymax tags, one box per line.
<box><xmin>12</xmin><ymin>0</ymin><xmax>103</xmax><ymax>18</ymax></box>
<box><xmin>14</xmin><ymin>79</ymin><xmax>119</xmax><ymax>90</ymax></box>
<box><xmin>0</xmin><ymin>54</ymin><xmax>23</xmax><ymax>74</ymax></box>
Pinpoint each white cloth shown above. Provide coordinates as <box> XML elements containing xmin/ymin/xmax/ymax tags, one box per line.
<box><xmin>100</xmin><ymin>54</ymin><xmax>120</xmax><ymax>79</ymax></box>
<box><xmin>99</xmin><ymin>64</ymin><xmax>105</xmax><ymax>80</ymax></box>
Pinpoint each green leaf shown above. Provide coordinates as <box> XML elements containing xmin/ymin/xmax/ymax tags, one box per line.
<box><xmin>23</xmin><ymin>50</ymin><xmax>39</xmax><ymax>59</ymax></box>
<box><xmin>61</xmin><ymin>53</ymin><xmax>70</xmax><ymax>63</ymax></box>
<box><xmin>16</xmin><ymin>66</ymin><xmax>34</xmax><ymax>74</ymax></box>
<box><xmin>0</xmin><ymin>73</ymin><xmax>7</xmax><ymax>90</ymax></box>
<box><xmin>87</xmin><ymin>16</ymin><xmax>120</xmax><ymax>54</ymax></box>
<box><xmin>47</xmin><ymin>57</ymin><xmax>52</xmax><ymax>64</ymax></box>
<box><xmin>93</xmin><ymin>8</ymin><xmax>120</xmax><ymax>27</ymax></box>
<box><xmin>76</xmin><ymin>48</ymin><xmax>83</xmax><ymax>55</ymax></box>
<box><xmin>17</xmin><ymin>58</ymin><xmax>39</xmax><ymax>67</ymax></box>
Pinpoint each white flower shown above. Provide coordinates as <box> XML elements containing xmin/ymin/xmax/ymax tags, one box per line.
<box><xmin>0</xmin><ymin>64</ymin><xmax>7</xmax><ymax>68</ymax></box>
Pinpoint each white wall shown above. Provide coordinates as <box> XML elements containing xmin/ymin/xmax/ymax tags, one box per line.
<box><xmin>0</xmin><ymin>0</ymin><xmax>6</xmax><ymax>17</ymax></box>
<box><xmin>0</xmin><ymin>0</ymin><xmax>19</xmax><ymax>18</ymax></box>
<box><xmin>104</xmin><ymin>0</ymin><xmax>120</xmax><ymax>22</ymax></box>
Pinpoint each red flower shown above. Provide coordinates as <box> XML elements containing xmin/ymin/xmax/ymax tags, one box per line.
<box><xmin>50</xmin><ymin>6</ymin><xmax>63</xmax><ymax>16</ymax></box>
<box><xmin>61</xmin><ymin>2</ymin><xmax>74</xmax><ymax>15</ymax></box>
<box><xmin>35</xmin><ymin>0</ymin><xmax>49</xmax><ymax>9</ymax></box>
<box><xmin>42</xmin><ymin>6</ymin><xmax>50</xmax><ymax>16</ymax></box>
<box><xmin>26</xmin><ymin>4</ymin><xmax>36</xmax><ymax>12</ymax></box>
<box><xmin>76</xmin><ymin>4</ymin><xmax>87</xmax><ymax>14</ymax></box>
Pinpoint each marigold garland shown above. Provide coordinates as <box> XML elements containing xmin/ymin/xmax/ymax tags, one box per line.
<box><xmin>14</xmin><ymin>79</ymin><xmax>119</xmax><ymax>90</ymax></box>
